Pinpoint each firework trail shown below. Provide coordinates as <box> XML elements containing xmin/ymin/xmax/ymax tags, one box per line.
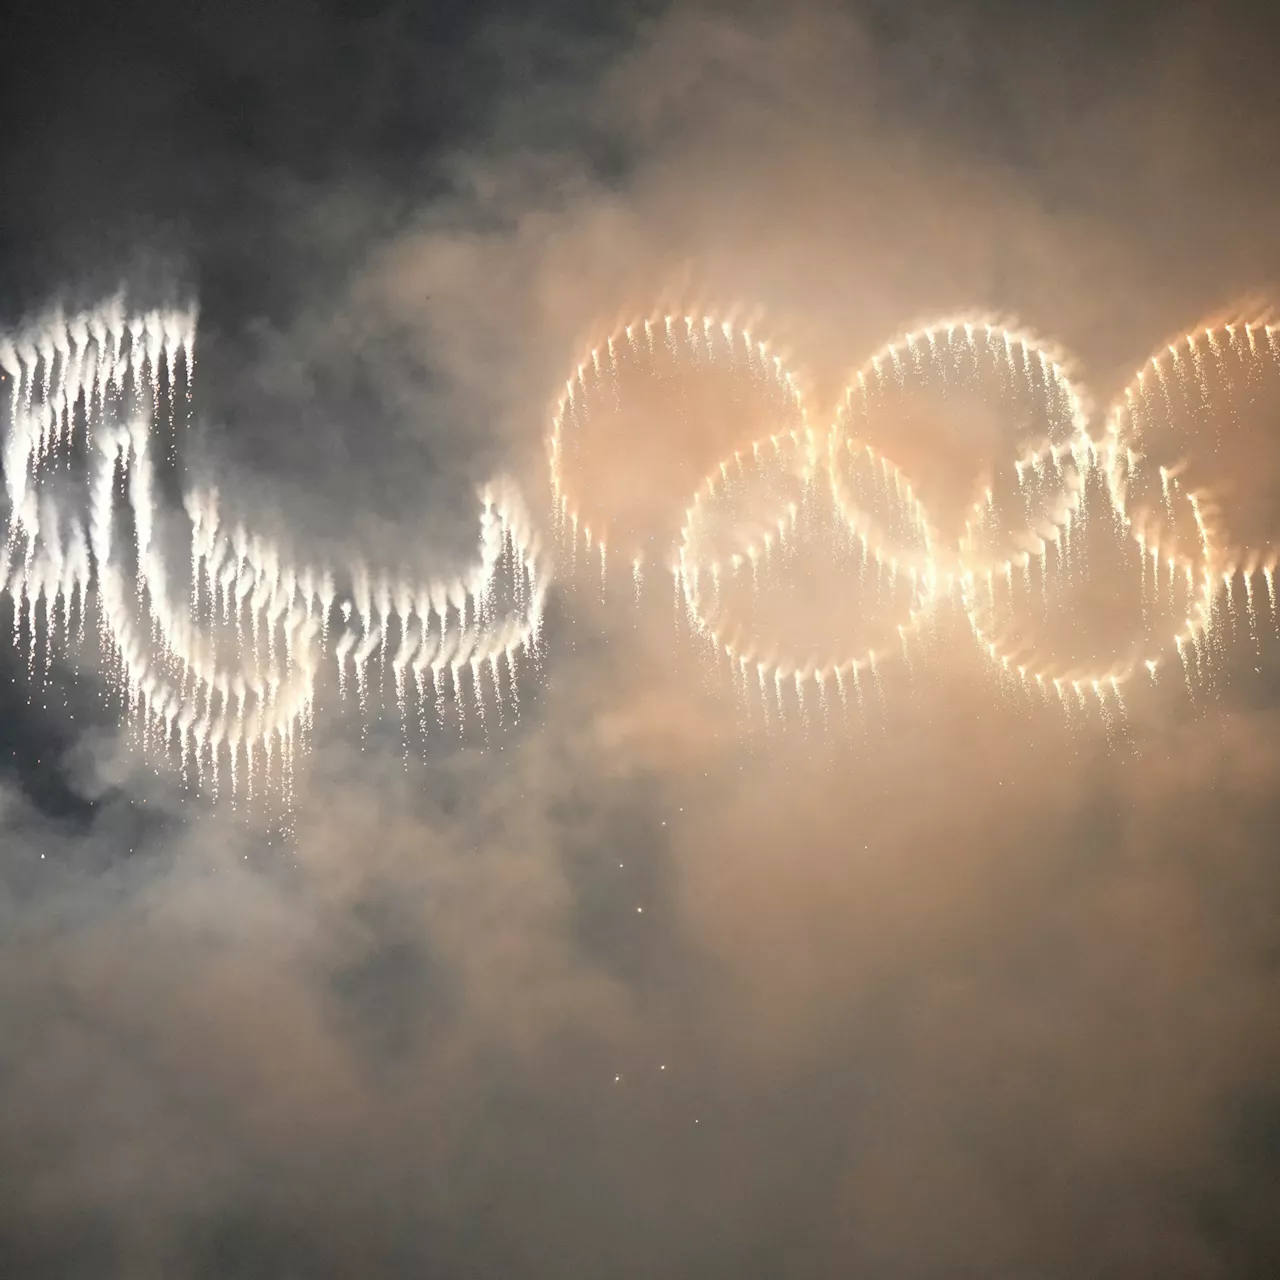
<box><xmin>5</xmin><ymin>293</ymin><xmax>1278</xmax><ymax>778</ymax></box>
<box><xmin>1104</xmin><ymin>316</ymin><xmax>1280</xmax><ymax>656</ymax></box>
<box><xmin>545</xmin><ymin>304</ymin><xmax>1279</xmax><ymax>727</ymax></box>
<box><xmin>829</xmin><ymin>314</ymin><xmax>1222</xmax><ymax>714</ymax></box>
<box><xmin>548</xmin><ymin>312</ymin><xmax>806</xmax><ymax>596</ymax></box>
<box><xmin>676</xmin><ymin>424</ymin><xmax>935</xmax><ymax>724</ymax></box>
<box><xmin>959</xmin><ymin>439</ymin><xmax>1214</xmax><ymax>709</ymax></box>
<box><xmin>836</xmin><ymin>315</ymin><xmax>1089</xmax><ymax>579</ymax></box>
<box><xmin>0</xmin><ymin>299</ymin><xmax>549</xmax><ymax>803</ymax></box>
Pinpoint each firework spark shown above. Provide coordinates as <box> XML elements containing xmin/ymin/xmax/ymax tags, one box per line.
<box><xmin>1</xmin><ymin>300</ymin><xmax>549</xmax><ymax>804</ymax></box>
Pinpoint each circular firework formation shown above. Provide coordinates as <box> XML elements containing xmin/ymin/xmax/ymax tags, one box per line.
<box><xmin>959</xmin><ymin>433</ymin><xmax>1215</xmax><ymax>707</ymax></box>
<box><xmin>837</xmin><ymin>316</ymin><xmax>1091</xmax><ymax>572</ymax></box>
<box><xmin>853</xmin><ymin>317</ymin><xmax>1218</xmax><ymax>705</ymax></box>
<box><xmin>548</xmin><ymin>312</ymin><xmax>806</xmax><ymax>594</ymax></box>
<box><xmin>549</xmin><ymin>305</ymin><xmax>1280</xmax><ymax>721</ymax></box>
<box><xmin>4</xmin><ymin>295</ymin><xmax>1280</xmax><ymax>797</ymax></box>
<box><xmin>1105</xmin><ymin>318</ymin><xmax>1280</xmax><ymax>611</ymax></box>
<box><xmin>675</xmin><ymin>424</ymin><xmax>935</xmax><ymax>720</ymax></box>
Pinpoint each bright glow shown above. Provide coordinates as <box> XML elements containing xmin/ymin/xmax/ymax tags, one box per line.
<box><xmin>1</xmin><ymin>299</ymin><xmax>549</xmax><ymax>804</ymax></box>
<box><xmin>5</xmin><ymin>295</ymin><xmax>1279</xmax><ymax>783</ymax></box>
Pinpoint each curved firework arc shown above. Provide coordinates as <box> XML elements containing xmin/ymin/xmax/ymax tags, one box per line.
<box><xmin>1080</xmin><ymin>311</ymin><xmax>1280</xmax><ymax>692</ymax></box>
<box><xmin>826</xmin><ymin>433</ymin><xmax>937</xmax><ymax>584</ymax></box>
<box><xmin>547</xmin><ymin>309</ymin><xmax>809</xmax><ymax>591</ymax></box>
<box><xmin>829</xmin><ymin>313</ymin><xmax>1158</xmax><ymax>709</ymax></box>
<box><xmin>948</xmin><ymin>309</ymin><xmax>1280</xmax><ymax>703</ymax></box>
<box><xmin>834</xmin><ymin>312</ymin><xmax>1093</xmax><ymax>583</ymax></box>
<box><xmin>826</xmin><ymin>319</ymin><xmax>1086</xmax><ymax>699</ymax></box>
<box><xmin>956</xmin><ymin>432</ymin><xmax>1217</xmax><ymax>705</ymax></box>
<box><xmin>1</xmin><ymin>299</ymin><xmax>550</xmax><ymax>801</ymax></box>
<box><xmin>675</xmin><ymin>422</ymin><xmax>938</xmax><ymax>718</ymax></box>
<box><xmin>1104</xmin><ymin>312</ymin><xmax>1280</xmax><ymax>575</ymax></box>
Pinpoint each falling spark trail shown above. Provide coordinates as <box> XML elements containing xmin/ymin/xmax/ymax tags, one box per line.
<box><xmin>1</xmin><ymin>301</ymin><xmax>550</xmax><ymax>805</ymax></box>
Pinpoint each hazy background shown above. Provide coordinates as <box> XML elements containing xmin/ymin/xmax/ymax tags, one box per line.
<box><xmin>2</xmin><ymin>1</ymin><xmax>1280</xmax><ymax>1275</ymax></box>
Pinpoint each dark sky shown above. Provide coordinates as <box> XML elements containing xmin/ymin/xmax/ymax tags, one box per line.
<box><xmin>4</xmin><ymin>1</ymin><xmax>1280</xmax><ymax>1277</ymax></box>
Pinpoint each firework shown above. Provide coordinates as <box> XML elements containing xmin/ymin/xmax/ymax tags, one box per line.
<box><xmin>1104</xmin><ymin>316</ymin><xmax>1280</xmax><ymax>654</ymax></box>
<box><xmin>677</xmin><ymin>426</ymin><xmax>935</xmax><ymax>723</ymax></box>
<box><xmin>6</xmin><ymin>292</ymin><xmax>1279</xmax><ymax>781</ymax></box>
<box><xmin>548</xmin><ymin>312</ymin><xmax>806</xmax><ymax>594</ymax></box>
<box><xmin>1</xmin><ymin>299</ymin><xmax>549</xmax><ymax>803</ymax></box>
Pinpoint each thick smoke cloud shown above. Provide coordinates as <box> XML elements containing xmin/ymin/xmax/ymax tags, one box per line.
<box><xmin>3</xmin><ymin>1</ymin><xmax>1280</xmax><ymax>1277</ymax></box>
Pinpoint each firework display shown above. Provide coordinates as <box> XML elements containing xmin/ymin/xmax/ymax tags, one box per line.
<box><xmin>551</xmin><ymin>306</ymin><xmax>1280</xmax><ymax>720</ymax></box>
<box><xmin>4</xmin><ymin>295</ymin><xmax>1279</xmax><ymax>798</ymax></box>
<box><xmin>1</xmin><ymin>300</ymin><xmax>548</xmax><ymax>803</ymax></box>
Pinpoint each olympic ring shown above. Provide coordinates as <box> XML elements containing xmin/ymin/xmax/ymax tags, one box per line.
<box><xmin>549</xmin><ymin>306</ymin><xmax>1280</xmax><ymax>716</ymax></box>
<box><xmin>3</xmin><ymin>294</ymin><xmax>1278</xmax><ymax>804</ymax></box>
<box><xmin>548</xmin><ymin>312</ymin><xmax>807</xmax><ymax>595</ymax></box>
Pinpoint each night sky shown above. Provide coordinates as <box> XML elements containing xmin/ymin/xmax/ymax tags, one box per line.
<box><xmin>3</xmin><ymin>1</ymin><xmax>1280</xmax><ymax>1276</ymax></box>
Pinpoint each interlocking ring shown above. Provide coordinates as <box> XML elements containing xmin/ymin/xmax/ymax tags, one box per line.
<box><xmin>548</xmin><ymin>305</ymin><xmax>1280</xmax><ymax>718</ymax></box>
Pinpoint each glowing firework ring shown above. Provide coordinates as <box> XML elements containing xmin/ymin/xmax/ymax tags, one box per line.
<box><xmin>826</xmin><ymin>427</ymin><xmax>940</xmax><ymax>639</ymax></box>
<box><xmin>676</xmin><ymin>425</ymin><xmax>937</xmax><ymax>709</ymax></box>
<box><xmin>956</xmin><ymin>387</ymin><xmax>1220</xmax><ymax>703</ymax></box>
<box><xmin>837</xmin><ymin>315</ymin><xmax>1092</xmax><ymax>582</ymax></box>
<box><xmin>956</xmin><ymin>444</ymin><xmax>1214</xmax><ymax>705</ymax></box>
<box><xmin>1104</xmin><ymin>317</ymin><xmax>1280</xmax><ymax>581</ymax></box>
<box><xmin>547</xmin><ymin>311</ymin><xmax>808</xmax><ymax>585</ymax></box>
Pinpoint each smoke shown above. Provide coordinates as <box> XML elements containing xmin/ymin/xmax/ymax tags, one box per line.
<box><xmin>3</xmin><ymin>0</ymin><xmax>1280</xmax><ymax>1276</ymax></box>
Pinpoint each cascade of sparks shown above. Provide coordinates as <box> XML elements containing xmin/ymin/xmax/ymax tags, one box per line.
<box><xmin>4</xmin><ymin>293</ymin><xmax>1279</xmax><ymax>778</ymax></box>
<box><xmin>546</xmin><ymin>305</ymin><xmax>1280</xmax><ymax>729</ymax></box>
<box><xmin>836</xmin><ymin>318</ymin><xmax>1114</xmax><ymax>712</ymax></box>
<box><xmin>834</xmin><ymin>314</ymin><xmax>1226</xmax><ymax>716</ymax></box>
<box><xmin>676</xmin><ymin>426</ymin><xmax>936</xmax><ymax>724</ymax></box>
<box><xmin>1104</xmin><ymin>317</ymin><xmax>1280</xmax><ymax>662</ymax></box>
<box><xmin>959</xmin><ymin>439</ymin><xmax>1214</xmax><ymax>711</ymax></box>
<box><xmin>0</xmin><ymin>299</ymin><xmax>549</xmax><ymax>805</ymax></box>
<box><xmin>547</xmin><ymin>311</ymin><xmax>807</xmax><ymax>594</ymax></box>
<box><xmin>839</xmin><ymin>314</ymin><xmax>1091</xmax><ymax>578</ymax></box>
